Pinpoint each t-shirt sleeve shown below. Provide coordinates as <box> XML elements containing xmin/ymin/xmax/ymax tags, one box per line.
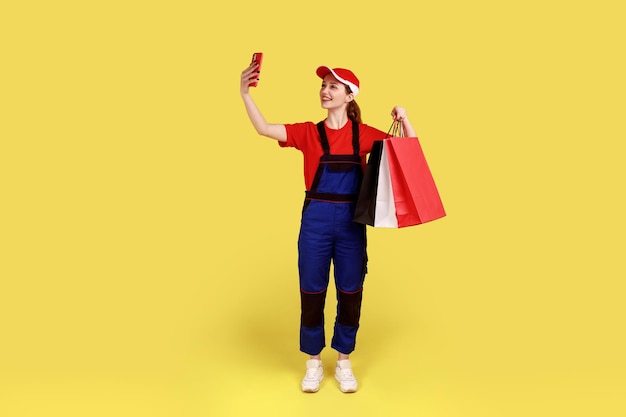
<box><xmin>359</xmin><ymin>124</ymin><xmax>388</xmax><ymax>154</ymax></box>
<box><xmin>278</xmin><ymin>122</ymin><xmax>314</xmax><ymax>150</ymax></box>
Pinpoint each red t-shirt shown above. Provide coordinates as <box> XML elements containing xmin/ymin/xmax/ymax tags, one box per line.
<box><xmin>279</xmin><ymin>121</ymin><xmax>387</xmax><ymax>190</ymax></box>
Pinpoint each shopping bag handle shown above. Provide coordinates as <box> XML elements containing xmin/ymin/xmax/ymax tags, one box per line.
<box><xmin>385</xmin><ymin>120</ymin><xmax>405</xmax><ymax>138</ymax></box>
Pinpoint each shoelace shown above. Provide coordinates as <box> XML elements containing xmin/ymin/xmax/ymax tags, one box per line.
<box><xmin>305</xmin><ymin>367</ymin><xmax>322</xmax><ymax>380</ymax></box>
<box><xmin>337</xmin><ymin>368</ymin><xmax>355</xmax><ymax>380</ymax></box>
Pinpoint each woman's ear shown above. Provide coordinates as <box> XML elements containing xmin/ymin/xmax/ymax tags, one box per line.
<box><xmin>345</xmin><ymin>94</ymin><xmax>354</xmax><ymax>103</ymax></box>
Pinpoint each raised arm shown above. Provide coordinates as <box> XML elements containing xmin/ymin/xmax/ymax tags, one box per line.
<box><xmin>391</xmin><ymin>106</ymin><xmax>417</xmax><ymax>138</ymax></box>
<box><xmin>240</xmin><ymin>63</ymin><xmax>287</xmax><ymax>142</ymax></box>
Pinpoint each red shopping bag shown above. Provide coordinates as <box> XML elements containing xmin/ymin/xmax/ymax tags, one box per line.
<box><xmin>386</xmin><ymin>136</ymin><xmax>446</xmax><ymax>226</ymax></box>
<box><xmin>354</xmin><ymin>122</ymin><xmax>445</xmax><ymax>228</ymax></box>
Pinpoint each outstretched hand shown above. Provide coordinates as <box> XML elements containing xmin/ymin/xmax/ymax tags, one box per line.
<box><xmin>240</xmin><ymin>62</ymin><xmax>260</xmax><ymax>96</ymax></box>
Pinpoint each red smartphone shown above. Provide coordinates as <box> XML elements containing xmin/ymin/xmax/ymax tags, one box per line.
<box><xmin>250</xmin><ymin>52</ymin><xmax>263</xmax><ymax>87</ymax></box>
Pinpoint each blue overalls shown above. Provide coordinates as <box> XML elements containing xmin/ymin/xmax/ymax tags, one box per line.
<box><xmin>299</xmin><ymin>120</ymin><xmax>368</xmax><ymax>356</ymax></box>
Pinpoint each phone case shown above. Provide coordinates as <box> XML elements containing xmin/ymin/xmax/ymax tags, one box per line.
<box><xmin>250</xmin><ymin>52</ymin><xmax>263</xmax><ymax>87</ymax></box>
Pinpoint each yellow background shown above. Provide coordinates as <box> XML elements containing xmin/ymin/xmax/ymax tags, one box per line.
<box><xmin>1</xmin><ymin>1</ymin><xmax>624</xmax><ymax>416</ymax></box>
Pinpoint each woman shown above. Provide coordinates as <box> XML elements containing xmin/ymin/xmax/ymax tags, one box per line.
<box><xmin>240</xmin><ymin>60</ymin><xmax>416</xmax><ymax>393</ymax></box>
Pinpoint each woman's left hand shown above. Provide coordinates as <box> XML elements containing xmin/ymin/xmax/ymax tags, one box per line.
<box><xmin>390</xmin><ymin>106</ymin><xmax>417</xmax><ymax>137</ymax></box>
<box><xmin>391</xmin><ymin>106</ymin><xmax>408</xmax><ymax>122</ymax></box>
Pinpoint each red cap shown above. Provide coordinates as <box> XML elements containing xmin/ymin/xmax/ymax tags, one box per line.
<box><xmin>316</xmin><ymin>66</ymin><xmax>360</xmax><ymax>97</ymax></box>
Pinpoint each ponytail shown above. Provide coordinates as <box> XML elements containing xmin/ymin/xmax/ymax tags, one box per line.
<box><xmin>347</xmin><ymin>101</ymin><xmax>362</xmax><ymax>124</ymax></box>
<box><xmin>344</xmin><ymin>85</ymin><xmax>362</xmax><ymax>123</ymax></box>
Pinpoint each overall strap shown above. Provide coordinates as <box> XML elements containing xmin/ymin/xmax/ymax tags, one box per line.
<box><xmin>351</xmin><ymin>120</ymin><xmax>360</xmax><ymax>156</ymax></box>
<box><xmin>316</xmin><ymin>121</ymin><xmax>331</xmax><ymax>155</ymax></box>
<box><xmin>315</xmin><ymin>120</ymin><xmax>361</xmax><ymax>156</ymax></box>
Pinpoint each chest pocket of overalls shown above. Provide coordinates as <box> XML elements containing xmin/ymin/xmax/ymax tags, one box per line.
<box><xmin>315</xmin><ymin>155</ymin><xmax>362</xmax><ymax>195</ymax></box>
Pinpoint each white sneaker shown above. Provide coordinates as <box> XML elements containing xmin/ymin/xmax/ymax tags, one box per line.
<box><xmin>335</xmin><ymin>359</ymin><xmax>358</xmax><ymax>393</ymax></box>
<box><xmin>301</xmin><ymin>359</ymin><xmax>324</xmax><ymax>393</ymax></box>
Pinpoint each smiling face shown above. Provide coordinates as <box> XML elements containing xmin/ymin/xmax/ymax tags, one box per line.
<box><xmin>319</xmin><ymin>74</ymin><xmax>354</xmax><ymax>110</ymax></box>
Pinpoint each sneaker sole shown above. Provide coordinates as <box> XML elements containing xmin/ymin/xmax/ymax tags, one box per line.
<box><xmin>335</xmin><ymin>375</ymin><xmax>357</xmax><ymax>393</ymax></box>
<box><xmin>302</xmin><ymin>375</ymin><xmax>324</xmax><ymax>393</ymax></box>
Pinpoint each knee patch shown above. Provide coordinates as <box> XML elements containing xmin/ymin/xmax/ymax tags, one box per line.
<box><xmin>337</xmin><ymin>289</ymin><xmax>363</xmax><ymax>327</ymax></box>
<box><xmin>301</xmin><ymin>290</ymin><xmax>327</xmax><ymax>328</ymax></box>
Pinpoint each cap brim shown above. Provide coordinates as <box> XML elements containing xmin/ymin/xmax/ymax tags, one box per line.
<box><xmin>316</xmin><ymin>66</ymin><xmax>332</xmax><ymax>79</ymax></box>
